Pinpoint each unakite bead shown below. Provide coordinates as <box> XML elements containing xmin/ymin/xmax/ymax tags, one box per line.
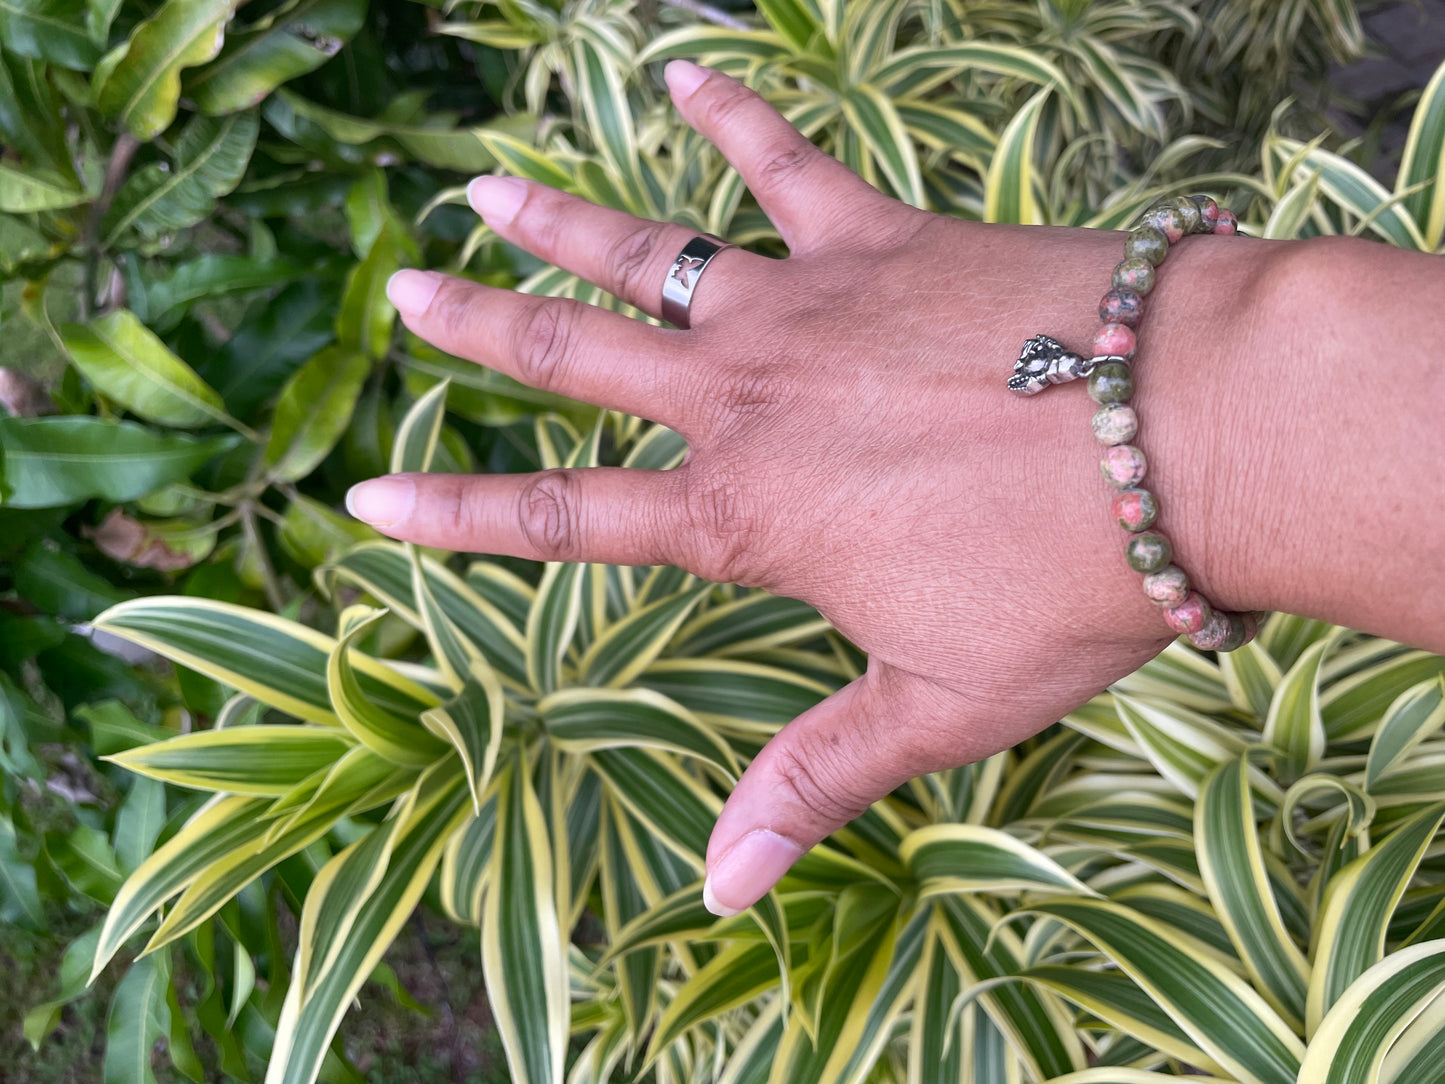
<box><xmin>1214</xmin><ymin>209</ymin><xmax>1238</xmax><ymax>235</ymax></box>
<box><xmin>1188</xmin><ymin>611</ymin><xmax>1232</xmax><ymax>650</ymax></box>
<box><xmin>1101</xmin><ymin>444</ymin><xmax>1147</xmax><ymax>488</ymax></box>
<box><xmin>1091</xmin><ymin>403</ymin><xmax>1138</xmax><ymax>445</ymax></box>
<box><xmin>1189</xmin><ymin>194</ymin><xmax>1220</xmax><ymax>228</ymax></box>
<box><xmin>1169</xmin><ymin>196</ymin><xmax>1202</xmax><ymax>235</ymax></box>
<box><xmin>1112</xmin><ymin>487</ymin><xmax>1159</xmax><ymax>532</ymax></box>
<box><xmin>1125</xmin><ymin>226</ymin><xmax>1169</xmax><ymax>266</ymax></box>
<box><xmin>1112</xmin><ymin>257</ymin><xmax>1156</xmax><ymax>295</ymax></box>
<box><xmin>1217</xmin><ymin>612</ymin><xmax>1255</xmax><ymax>651</ymax></box>
<box><xmin>1126</xmin><ymin>531</ymin><xmax>1172</xmax><ymax>572</ymax></box>
<box><xmin>1100</xmin><ymin>287</ymin><xmax>1144</xmax><ymax>327</ymax></box>
<box><xmin>1093</xmin><ymin>322</ymin><xmax>1137</xmax><ymax>359</ymax></box>
<box><xmin>1140</xmin><ymin>203</ymin><xmax>1187</xmax><ymax>243</ymax></box>
<box><xmin>1143</xmin><ymin>565</ymin><xmax>1189</xmax><ymax>605</ymax></box>
<box><xmin>1164</xmin><ymin>592</ymin><xmax>1213</xmax><ymax>635</ymax></box>
<box><xmin>1088</xmin><ymin>361</ymin><xmax>1134</xmax><ymax>404</ymax></box>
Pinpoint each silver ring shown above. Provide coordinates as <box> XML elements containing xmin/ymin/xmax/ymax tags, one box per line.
<box><xmin>661</xmin><ymin>235</ymin><xmax>733</xmax><ymax>329</ymax></box>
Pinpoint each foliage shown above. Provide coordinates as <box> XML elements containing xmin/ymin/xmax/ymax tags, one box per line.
<box><xmin>2</xmin><ymin>0</ymin><xmax>1444</xmax><ymax>1080</ymax></box>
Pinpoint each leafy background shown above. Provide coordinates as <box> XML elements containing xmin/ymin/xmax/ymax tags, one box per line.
<box><xmin>2</xmin><ymin>0</ymin><xmax>1445</xmax><ymax>1082</ymax></box>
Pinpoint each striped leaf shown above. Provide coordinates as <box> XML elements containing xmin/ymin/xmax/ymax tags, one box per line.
<box><xmin>411</xmin><ymin>548</ymin><xmax>488</xmax><ymax>689</ymax></box>
<box><xmin>910</xmin><ymin>924</ymin><xmax>964</xmax><ymax>1084</ymax></box>
<box><xmin>588</xmin><ymin>747</ymin><xmax>719</xmax><ymax>867</ymax></box>
<box><xmin>1307</xmin><ymin>802</ymin><xmax>1445</xmax><ymax>1032</ymax></box>
<box><xmin>527</xmin><ymin>561</ymin><xmax>585</xmax><ymax>694</ymax></box>
<box><xmin>93</xmin><ymin>796</ymin><xmax>271</xmax><ymax>980</ymax></box>
<box><xmin>483</xmin><ymin>752</ymin><xmax>569</xmax><ymax>1084</ymax></box>
<box><xmin>420</xmin><ymin>660</ymin><xmax>505</xmax><ymax>814</ymax></box>
<box><xmin>1024</xmin><ymin>898</ymin><xmax>1304</xmax><ymax>1084</ymax></box>
<box><xmin>635</xmin><ymin>659</ymin><xmax>830</xmax><ymax>731</ymax></box>
<box><xmin>597</xmin><ymin>797</ymin><xmax>659</xmax><ymax>1039</ymax></box>
<box><xmin>439</xmin><ymin>794</ymin><xmax>497</xmax><ymax>926</ymax></box>
<box><xmin>540</xmin><ymin>687</ymin><xmax>738</xmax><ymax>776</ymax></box>
<box><xmin>1299</xmin><ymin>940</ymin><xmax>1445</xmax><ymax>1084</ymax></box>
<box><xmin>390</xmin><ymin>378</ymin><xmax>449</xmax><ymax>474</ymax></box>
<box><xmin>1113</xmin><ymin>693</ymin><xmax>1250</xmax><ymax>799</ymax></box>
<box><xmin>266</xmin><ymin>763</ymin><xmax>469</xmax><ymax>1084</ymax></box>
<box><xmin>1219</xmin><ymin>641</ymin><xmax>1284</xmax><ymax>718</ymax></box>
<box><xmin>579</xmin><ymin>582</ymin><xmax>708</xmax><ymax>688</ymax></box>
<box><xmin>1365</xmin><ymin>677</ymin><xmax>1445</xmax><ymax>789</ymax></box>
<box><xmin>670</xmin><ymin>594</ymin><xmax>829</xmax><ymax>659</ymax></box>
<box><xmin>1397</xmin><ymin>59</ymin><xmax>1445</xmax><ymax>249</ymax></box>
<box><xmin>646</xmin><ymin>941</ymin><xmax>781</xmax><ymax>1060</ymax></box>
<box><xmin>104</xmin><ymin>727</ymin><xmax>352</xmax><ymax>796</ymax></box>
<box><xmin>841</xmin><ymin>84</ymin><xmax>923</xmax><ymax>206</ymax></box>
<box><xmin>1263</xmin><ymin>635</ymin><xmax>1338</xmax><ymax>779</ymax></box>
<box><xmin>875</xmin><ymin>43</ymin><xmax>1066</xmax><ymax>98</ymax></box>
<box><xmin>1196</xmin><ymin>757</ymin><xmax>1309</xmax><ymax>1030</ymax></box>
<box><xmin>901</xmin><ymin>824</ymin><xmax>1092</xmax><ymax>897</ymax></box>
<box><xmin>596</xmin><ymin>881</ymin><xmax>714</xmax><ymax>965</ymax></box>
<box><xmin>985</xmin><ymin>89</ymin><xmax>1048</xmax><ymax>225</ymax></box>
<box><xmin>1269</xmin><ymin>138</ymin><xmax>1428</xmax><ymax>249</ymax></box>
<box><xmin>327</xmin><ymin>607</ymin><xmax>446</xmax><ymax>767</ymax></box>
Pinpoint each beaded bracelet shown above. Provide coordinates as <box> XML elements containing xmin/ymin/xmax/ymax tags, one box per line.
<box><xmin>1007</xmin><ymin>194</ymin><xmax>1257</xmax><ymax>652</ymax></box>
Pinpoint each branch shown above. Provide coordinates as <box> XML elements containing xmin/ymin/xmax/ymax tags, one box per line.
<box><xmin>80</xmin><ymin>133</ymin><xmax>140</xmax><ymax>320</ymax></box>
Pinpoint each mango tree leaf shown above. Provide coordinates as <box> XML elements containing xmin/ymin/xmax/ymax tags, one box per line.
<box><xmin>93</xmin><ymin>0</ymin><xmax>238</xmax><ymax>141</ymax></box>
<box><xmin>0</xmin><ymin>813</ymin><xmax>44</xmax><ymax>929</ymax></box>
<box><xmin>264</xmin><ymin>345</ymin><xmax>370</xmax><ymax>482</ymax></box>
<box><xmin>0</xmin><ymin>161</ymin><xmax>88</xmax><ymax>212</ymax></box>
<box><xmin>0</xmin><ymin>0</ymin><xmax>99</xmax><ymax>69</ymax></box>
<box><xmin>104</xmin><ymin>111</ymin><xmax>258</xmax><ymax>244</ymax></box>
<box><xmin>187</xmin><ymin>0</ymin><xmax>367</xmax><ymax>115</ymax></box>
<box><xmin>0</xmin><ymin>417</ymin><xmax>235</xmax><ymax>509</ymax></box>
<box><xmin>60</xmin><ymin>310</ymin><xmax>233</xmax><ymax>429</ymax></box>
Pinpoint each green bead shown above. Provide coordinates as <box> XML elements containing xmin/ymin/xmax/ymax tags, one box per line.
<box><xmin>1139</xmin><ymin>204</ymin><xmax>1187</xmax><ymax>241</ymax></box>
<box><xmin>1112</xmin><ymin>257</ymin><xmax>1156</xmax><ymax>295</ymax></box>
<box><xmin>1125</xmin><ymin>226</ymin><xmax>1169</xmax><ymax>266</ymax></box>
<box><xmin>1088</xmin><ymin>361</ymin><xmax>1134</xmax><ymax>404</ymax></box>
<box><xmin>1169</xmin><ymin>196</ymin><xmax>1202</xmax><ymax>234</ymax></box>
<box><xmin>1126</xmin><ymin>531</ymin><xmax>1173</xmax><ymax>573</ymax></box>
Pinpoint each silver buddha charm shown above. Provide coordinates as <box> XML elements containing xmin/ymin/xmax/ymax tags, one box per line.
<box><xmin>1008</xmin><ymin>334</ymin><xmax>1125</xmax><ymax>396</ymax></box>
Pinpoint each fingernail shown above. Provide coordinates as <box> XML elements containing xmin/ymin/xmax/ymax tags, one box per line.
<box><xmin>664</xmin><ymin>59</ymin><xmax>709</xmax><ymax>100</ymax></box>
<box><xmin>701</xmin><ymin>829</ymin><xmax>803</xmax><ymax>917</ymax></box>
<box><xmin>386</xmin><ymin>270</ymin><xmax>444</xmax><ymax>318</ymax></box>
<box><xmin>467</xmin><ymin>175</ymin><xmax>528</xmax><ymax>227</ymax></box>
<box><xmin>346</xmin><ymin>477</ymin><xmax>415</xmax><ymax>528</ymax></box>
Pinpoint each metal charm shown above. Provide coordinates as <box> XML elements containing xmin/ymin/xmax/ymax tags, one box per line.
<box><xmin>1008</xmin><ymin>334</ymin><xmax>1122</xmax><ymax>396</ymax></box>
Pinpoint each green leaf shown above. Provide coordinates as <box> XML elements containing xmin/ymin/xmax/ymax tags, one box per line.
<box><xmin>1263</xmin><ymin>635</ymin><xmax>1338</xmax><ymax>779</ymax></box>
<box><xmin>483</xmin><ymin>753</ymin><xmax>569</xmax><ymax>1084</ymax></box>
<box><xmin>1219</xmin><ymin>641</ymin><xmax>1284</xmax><ymax>718</ymax></box>
<box><xmin>1024</xmin><ymin>898</ymin><xmax>1303</xmax><ymax>1084</ymax></box>
<box><xmin>985</xmin><ymin>88</ymin><xmax>1048</xmax><ymax>225</ymax></box>
<box><xmin>0</xmin><ymin>161</ymin><xmax>87</xmax><ymax>212</ymax></box>
<box><xmin>335</xmin><ymin>221</ymin><xmax>402</xmax><ymax>359</ymax></box>
<box><xmin>0</xmin><ymin>417</ymin><xmax>235</xmax><ymax>509</ymax></box>
<box><xmin>327</xmin><ymin>606</ymin><xmax>446</xmax><ymax>766</ymax></box>
<box><xmin>902</xmin><ymin>824</ymin><xmax>1092</xmax><ymax>897</ymax></box>
<box><xmin>93</xmin><ymin>0</ymin><xmax>237</xmax><ymax>141</ymax></box>
<box><xmin>1365</xmin><ymin>677</ymin><xmax>1445</xmax><ymax>789</ymax></box>
<box><xmin>1322</xmin><ymin>651</ymin><xmax>1445</xmax><ymax>740</ymax></box>
<box><xmin>579</xmin><ymin>582</ymin><xmax>708</xmax><ymax>687</ymax></box>
<box><xmin>1299</xmin><ymin>940</ymin><xmax>1445</xmax><ymax>1084</ymax></box>
<box><xmin>635</xmin><ymin>658</ymin><xmax>831</xmax><ymax>730</ymax></box>
<box><xmin>421</xmin><ymin>661</ymin><xmax>504</xmax><ymax>814</ymax></box>
<box><xmin>648</xmin><ymin>940</ymin><xmax>782</xmax><ymax>1058</ymax></box>
<box><xmin>106</xmin><ymin>726</ymin><xmax>353</xmax><ymax>795</ymax></box>
<box><xmin>1113</xmin><ymin>693</ymin><xmax>1251</xmax><ymax>799</ymax></box>
<box><xmin>0</xmin><ymin>814</ymin><xmax>45</xmax><ymax>929</ymax></box>
<box><xmin>390</xmin><ymin>379</ymin><xmax>449</xmax><ymax>475</ymax></box>
<box><xmin>842</xmin><ymin>84</ymin><xmax>923</xmax><ymax>206</ymax></box>
<box><xmin>104</xmin><ymin>952</ymin><xmax>172</xmax><ymax>1084</ymax></box>
<box><xmin>1398</xmin><ymin>60</ymin><xmax>1445</xmax><ymax>249</ymax></box>
<box><xmin>527</xmin><ymin>561</ymin><xmax>585</xmax><ymax>695</ymax></box>
<box><xmin>1307</xmin><ymin>802</ymin><xmax>1445</xmax><ymax>1032</ymax></box>
<box><xmin>264</xmin><ymin>345</ymin><xmax>370</xmax><ymax>482</ymax></box>
<box><xmin>540</xmin><ymin>687</ymin><xmax>738</xmax><ymax>776</ymax></box>
<box><xmin>104</xmin><ymin>111</ymin><xmax>259</xmax><ymax>243</ymax></box>
<box><xmin>1196</xmin><ymin>757</ymin><xmax>1309</xmax><ymax>1031</ymax></box>
<box><xmin>266</xmin><ymin>763</ymin><xmax>469</xmax><ymax>1084</ymax></box>
<box><xmin>588</xmin><ymin>746</ymin><xmax>718</xmax><ymax>867</ymax></box>
<box><xmin>0</xmin><ymin>0</ymin><xmax>98</xmax><ymax>69</ymax></box>
<box><xmin>186</xmin><ymin>0</ymin><xmax>367</xmax><ymax>115</ymax></box>
<box><xmin>60</xmin><ymin>310</ymin><xmax>233</xmax><ymax>429</ymax></box>
<box><xmin>13</xmin><ymin>542</ymin><xmax>132</xmax><ymax>620</ymax></box>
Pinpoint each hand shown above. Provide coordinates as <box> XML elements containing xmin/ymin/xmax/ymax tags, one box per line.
<box><xmin>348</xmin><ymin>60</ymin><xmax>1285</xmax><ymax>915</ymax></box>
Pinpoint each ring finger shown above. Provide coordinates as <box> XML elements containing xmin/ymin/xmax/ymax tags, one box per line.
<box><xmin>466</xmin><ymin>175</ymin><xmax>754</xmax><ymax>325</ymax></box>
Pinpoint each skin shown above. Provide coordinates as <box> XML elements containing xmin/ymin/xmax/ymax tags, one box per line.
<box><xmin>349</xmin><ymin>60</ymin><xmax>1445</xmax><ymax>915</ymax></box>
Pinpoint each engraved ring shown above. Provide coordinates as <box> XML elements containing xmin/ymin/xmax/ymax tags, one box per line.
<box><xmin>661</xmin><ymin>235</ymin><xmax>734</xmax><ymax>329</ymax></box>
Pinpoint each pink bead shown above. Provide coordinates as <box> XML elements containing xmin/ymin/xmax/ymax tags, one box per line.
<box><xmin>1188</xmin><ymin>611</ymin><xmax>1232</xmax><ymax>650</ymax></box>
<box><xmin>1100</xmin><ymin>444</ymin><xmax>1146</xmax><ymax>488</ymax></box>
<box><xmin>1164</xmin><ymin>592</ymin><xmax>1213</xmax><ymax>635</ymax></box>
<box><xmin>1093</xmin><ymin>323</ymin><xmax>1137</xmax><ymax>359</ymax></box>
<box><xmin>1198</xmin><ymin>197</ymin><xmax>1220</xmax><ymax>227</ymax></box>
<box><xmin>1213</xmin><ymin>209</ymin><xmax>1238</xmax><ymax>235</ymax></box>
<box><xmin>1111</xmin><ymin>488</ymin><xmax>1158</xmax><ymax>531</ymax></box>
<box><xmin>1143</xmin><ymin>565</ymin><xmax>1190</xmax><ymax>605</ymax></box>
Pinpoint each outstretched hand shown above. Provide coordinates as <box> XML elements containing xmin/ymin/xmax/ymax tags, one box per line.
<box><xmin>347</xmin><ymin>60</ymin><xmax>1276</xmax><ymax>915</ymax></box>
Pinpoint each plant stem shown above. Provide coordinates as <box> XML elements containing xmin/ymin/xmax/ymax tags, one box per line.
<box><xmin>80</xmin><ymin>134</ymin><xmax>140</xmax><ymax>321</ymax></box>
<box><xmin>240</xmin><ymin>502</ymin><xmax>288</xmax><ymax>612</ymax></box>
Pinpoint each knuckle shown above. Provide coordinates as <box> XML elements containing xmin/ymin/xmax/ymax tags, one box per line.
<box><xmin>771</xmin><ymin>738</ymin><xmax>872</xmax><ymax>827</ymax></box>
<box><xmin>683</xmin><ymin>472</ymin><xmax>761</xmax><ymax>585</ymax></box>
<box><xmin>511</xmin><ymin>296</ymin><xmax>579</xmax><ymax>392</ymax></box>
<box><xmin>432</xmin><ymin>280</ymin><xmax>476</xmax><ymax>342</ymax></box>
<box><xmin>698</xmin><ymin>79</ymin><xmax>758</xmax><ymax>132</ymax></box>
<box><xmin>751</xmin><ymin>142</ymin><xmax>811</xmax><ymax>199</ymax></box>
<box><xmin>604</xmin><ymin>221</ymin><xmax>668</xmax><ymax>300</ymax></box>
<box><xmin>518</xmin><ymin>469</ymin><xmax>583</xmax><ymax>561</ymax></box>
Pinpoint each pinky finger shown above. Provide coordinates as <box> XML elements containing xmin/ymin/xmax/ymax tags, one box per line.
<box><xmin>345</xmin><ymin>467</ymin><xmax>690</xmax><ymax>567</ymax></box>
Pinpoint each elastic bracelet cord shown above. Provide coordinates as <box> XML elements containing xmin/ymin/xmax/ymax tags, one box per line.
<box><xmin>1008</xmin><ymin>194</ymin><xmax>1258</xmax><ymax>653</ymax></box>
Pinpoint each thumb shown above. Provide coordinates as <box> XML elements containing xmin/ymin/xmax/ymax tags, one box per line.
<box><xmin>701</xmin><ymin>664</ymin><xmax>975</xmax><ymax>916</ymax></box>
